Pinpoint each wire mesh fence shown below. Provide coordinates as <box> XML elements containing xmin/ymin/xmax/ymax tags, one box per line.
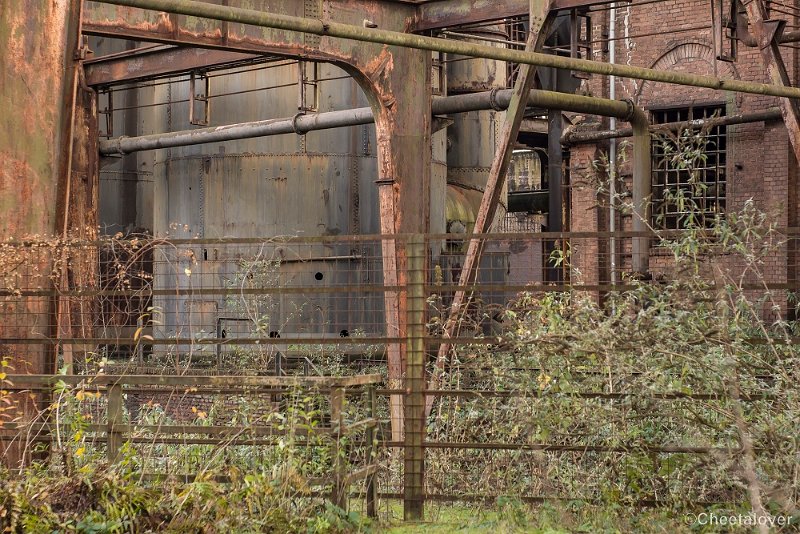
<box><xmin>1</xmin><ymin>230</ymin><xmax>799</xmax><ymax>514</ymax></box>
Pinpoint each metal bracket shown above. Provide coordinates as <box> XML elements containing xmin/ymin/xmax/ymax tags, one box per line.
<box><xmin>99</xmin><ymin>89</ymin><xmax>114</xmax><ymax>139</ymax></box>
<box><xmin>711</xmin><ymin>0</ymin><xmax>738</xmax><ymax>61</ymax></box>
<box><xmin>298</xmin><ymin>60</ymin><xmax>319</xmax><ymax>113</ymax></box>
<box><xmin>432</xmin><ymin>51</ymin><xmax>445</xmax><ymax>96</ymax></box>
<box><xmin>621</xmin><ymin>98</ymin><xmax>637</xmax><ymax>122</ymax></box>
<box><xmin>189</xmin><ymin>71</ymin><xmax>210</xmax><ymax>126</ymax></box>
<box><xmin>74</xmin><ymin>35</ymin><xmax>91</xmax><ymax>61</ymax></box>
<box><xmin>758</xmin><ymin>19</ymin><xmax>786</xmax><ymax>50</ymax></box>
<box><xmin>432</xmin><ymin>116</ymin><xmax>454</xmax><ymax>133</ymax></box>
<box><xmin>291</xmin><ymin>112</ymin><xmax>310</xmax><ymax>135</ymax></box>
<box><xmin>488</xmin><ymin>88</ymin><xmax>504</xmax><ymax>112</ymax></box>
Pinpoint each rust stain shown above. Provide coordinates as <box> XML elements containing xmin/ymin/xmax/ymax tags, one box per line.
<box><xmin>0</xmin><ymin>156</ymin><xmax>47</xmax><ymax>236</ymax></box>
<box><xmin>82</xmin><ymin>7</ymin><xmax>175</xmax><ymax>35</ymax></box>
<box><xmin>1</xmin><ymin>1</ymin><xmax>73</xmax><ymax>238</ymax></box>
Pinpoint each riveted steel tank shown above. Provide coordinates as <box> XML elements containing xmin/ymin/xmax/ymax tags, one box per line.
<box><xmin>94</xmin><ymin>58</ymin><xmax>446</xmax><ymax>362</ymax></box>
<box><xmin>445</xmin><ymin>26</ymin><xmax>509</xmax><ymax>234</ymax></box>
<box><xmin>144</xmin><ymin>61</ymin><xmax>382</xmax><ymax>354</ymax></box>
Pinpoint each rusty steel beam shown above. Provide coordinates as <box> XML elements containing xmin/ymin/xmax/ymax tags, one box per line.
<box><xmin>84</xmin><ymin>45</ymin><xmax>269</xmax><ymax>86</ymax></box>
<box><xmin>85</xmin><ymin>0</ymin><xmax>800</xmax><ymax>99</ymax></box>
<box><xmin>1</xmin><ymin>0</ymin><xmax>84</xmax><ymax>468</ymax></box>
<box><xmin>82</xmin><ymin>0</ymin><xmax>416</xmax><ymax>62</ymax></box>
<box><xmin>744</xmin><ymin>0</ymin><xmax>800</xmax><ymax>166</ymax></box>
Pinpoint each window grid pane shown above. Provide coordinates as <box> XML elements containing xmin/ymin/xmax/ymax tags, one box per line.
<box><xmin>651</xmin><ymin>105</ymin><xmax>727</xmax><ymax>229</ymax></box>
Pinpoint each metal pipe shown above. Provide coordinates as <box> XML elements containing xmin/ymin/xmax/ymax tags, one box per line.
<box><xmin>100</xmin><ymin>88</ymin><xmax>634</xmax><ymax>155</ymax></box>
<box><xmin>95</xmin><ymin>0</ymin><xmax>800</xmax><ymax>100</ymax></box>
<box><xmin>630</xmin><ymin>107</ymin><xmax>651</xmax><ymax>276</ymax></box>
<box><xmin>563</xmin><ymin>107</ymin><xmax>784</xmax><ymax>144</ymax></box>
<box><xmin>100</xmin><ymin>108</ymin><xmax>374</xmax><ymax>154</ymax></box>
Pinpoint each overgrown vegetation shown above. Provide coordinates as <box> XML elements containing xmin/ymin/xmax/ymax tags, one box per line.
<box><xmin>424</xmin><ymin>179</ymin><xmax>799</xmax><ymax>529</ymax></box>
<box><xmin>0</xmin><ymin>373</ymin><xmax>373</xmax><ymax>533</ymax></box>
<box><xmin>2</xmin><ymin>136</ymin><xmax>799</xmax><ymax>530</ymax></box>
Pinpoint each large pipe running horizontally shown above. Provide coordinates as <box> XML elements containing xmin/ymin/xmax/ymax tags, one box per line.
<box><xmin>563</xmin><ymin>107</ymin><xmax>784</xmax><ymax>144</ymax></box>
<box><xmin>95</xmin><ymin>0</ymin><xmax>800</xmax><ymax>100</ymax></box>
<box><xmin>100</xmin><ymin>88</ymin><xmax>633</xmax><ymax>155</ymax></box>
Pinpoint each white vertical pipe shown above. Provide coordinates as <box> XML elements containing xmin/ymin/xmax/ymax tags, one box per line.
<box><xmin>609</xmin><ymin>3</ymin><xmax>617</xmax><ymax>285</ymax></box>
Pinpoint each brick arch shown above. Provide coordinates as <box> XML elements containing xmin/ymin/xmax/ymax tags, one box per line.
<box><xmin>636</xmin><ymin>40</ymin><xmax>742</xmax><ymax>106</ymax></box>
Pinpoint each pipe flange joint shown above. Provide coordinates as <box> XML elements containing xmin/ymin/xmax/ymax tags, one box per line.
<box><xmin>621</xmin><ymin>98</ymin><xmax>637</xmax><ymax>122</ymax></box>
<box><xmin>112</xmin><ymin>136</ymin><xmax>128</xmax><ymax>156</ymax></box>
<box><xmin>291</xmin><ymin>112</ymin><xmax>309</xmax><ymax>135</ymax></box>
<box><xmin>488</xmin><ymin>88</ymin><xmax>504</xmax><ymax>112</ymax></box>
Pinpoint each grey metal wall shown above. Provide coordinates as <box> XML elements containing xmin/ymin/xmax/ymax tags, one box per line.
<box><xmin>92</xmin><ymin>41</ymin><xmax>453</xmax><ymax>355</ymax></box>
<box><xmin>93</xmin><ymin>38</ymin><xmax>157</xmax><ymax>236</ymax></box>
<box><xmin>445</xmin><ymin>26</ymin><xmax>509</xmax><ymax>235</ymax></box>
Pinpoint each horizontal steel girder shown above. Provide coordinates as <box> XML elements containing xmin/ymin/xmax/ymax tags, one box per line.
<box><xmin>412</xmin><ymin>0</ymin><xmax>607</xmax><ymax>32</ymax></box>
<box><xmin>84</xmin><ymin>46</ymin><xmax>271</xmax><ymax>86</ymax></box>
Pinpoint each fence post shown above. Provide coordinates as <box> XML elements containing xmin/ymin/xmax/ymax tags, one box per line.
<box><xmin>107</xmin><ymin>382</ymin><xmax>123</xmax><ymax>462</ymax></box>
<box><xmin>404</xmin><ymin>234</ymin><xmax>426</xmax><ymax>520</ymax></box>
<box><xmin>330</xmin><ymin>385</ymin><xmax>346</xmax><ymax>510</ymax></box>
<box><xmin>365</xmin><ymin>384</ymin><xmax>378</xmax><ymax>518</ymax></box>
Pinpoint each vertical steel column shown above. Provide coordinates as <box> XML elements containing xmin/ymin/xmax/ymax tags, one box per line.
<box><xmin>404</xmin><ymin>235</ymin><xmax>427</xmax><ymax>521</ymax></box>
<box><xmin>370</xmin><ymin>46</ymin><xmax>433</xmax><ymax>443</ymax></box>
<box><xmin>330</xmin><ymin>386</ymin><xmax>346</xmax><ymax>510</ymax></box>
<box><xmin>0</xmin><ymin>0</ymin><xmax>82</xmax><ymax>468</ymax></box>
<box><xmin>547</xmin><ymin>109</ymin><xmax>564</xmax><ymax>281</ymax></box>
<box><xmin>630</xmin><ymin>106</ymin><xmax>652</xmax><ymax>276</ymax></box>
<box><xmin>364</xmin><ymin>384</ymin><xmax>378</xmax><ymax>518</ymax></box>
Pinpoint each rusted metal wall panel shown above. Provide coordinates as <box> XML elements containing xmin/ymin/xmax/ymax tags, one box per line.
<box><xmin>1</xmin><ymin>0</ymin><xmax>77</xmax><ymax>238</ymax></box>
<box><xmin>0</xmin><ymin>0</ymin><xmax>81</xmax><ymax>466</ymax></box>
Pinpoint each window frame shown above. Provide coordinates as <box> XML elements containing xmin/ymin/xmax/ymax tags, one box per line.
<box><xmin>649</xmin><ymin>103</ymin><xmax>728</xmax><ymax>231</ymax></box>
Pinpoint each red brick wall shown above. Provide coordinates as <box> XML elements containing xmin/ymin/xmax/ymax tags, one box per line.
<box><xmin>567</xmin><ymin>0</ymin><xmax>799</xmax><ymax>307</ymax></box>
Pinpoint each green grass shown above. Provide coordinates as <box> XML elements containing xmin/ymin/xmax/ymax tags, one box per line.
<box><xmin>376</xmin><ymin>503</ymin><xmax>571</xmax><ymax>534</ymax></box>
<box><xmin>372</xmin><ymin>501</ymin><xmax>712</xmax><ymax>534</ymax></box>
